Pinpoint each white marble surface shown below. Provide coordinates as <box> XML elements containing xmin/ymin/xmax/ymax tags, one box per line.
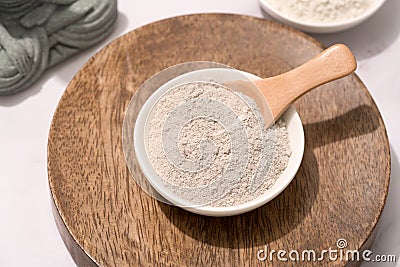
<box><xmin>0</xmin><ymin>1</ymin><xmax>398</xmax><ymax>266</ymax></box>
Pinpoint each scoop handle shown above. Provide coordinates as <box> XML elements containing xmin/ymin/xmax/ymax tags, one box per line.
<box><xmin>255</xmin><ymin>44</ymin><xmax>357</xmax><ymax>120</ymax></box>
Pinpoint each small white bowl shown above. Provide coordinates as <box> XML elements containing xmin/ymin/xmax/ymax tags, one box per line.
<box><xmin>134</xmin><ymin>68</ymin><xmax>305</xmax><ymax>216</ymax></box>
<box><xmin>259</xmin><ymin>0</ymin><xmax>386</xmax><ymax>33</ymax></box>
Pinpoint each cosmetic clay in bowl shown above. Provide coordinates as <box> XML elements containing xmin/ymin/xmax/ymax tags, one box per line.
<box><xmin>123</xmin><ymin>62</ymin><xmax>304</xmax><ymax>216</ymax></box>
<box><xmin>260</xmin><ymin>0</ymin><xmax>386</xmax><ymax>33</ymax></box>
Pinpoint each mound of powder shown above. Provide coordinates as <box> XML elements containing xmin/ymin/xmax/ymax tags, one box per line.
<box><xmin>146</xmin><ymin>82</ymin><xmax>291</xmax><ymax>207</ymax></box>
<box><xmin>266</xmin><ymin>0</ymin><xmax>376</xmax><ymax>23</ymax></box>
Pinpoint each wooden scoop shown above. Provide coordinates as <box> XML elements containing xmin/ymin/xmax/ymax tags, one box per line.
<box><xmin>228</xmin><ymin>44</ymin><xmax>357</xmax><ymax>125</ymax></box>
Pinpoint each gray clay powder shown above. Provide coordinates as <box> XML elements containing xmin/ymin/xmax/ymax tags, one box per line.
<box><xmin>266</xmin><ymin>0</ymin><xmax>376</xmax><ymax>23</ymax></box>
<box><xmin>146</xmin><ymin>82</ymin><xmax>291</xmax><ymax>207</ymax></box>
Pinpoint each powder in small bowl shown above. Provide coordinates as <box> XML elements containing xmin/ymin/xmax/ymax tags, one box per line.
<box><xmin>145</xmin><ymin>82</ymin><xmax>291</xmax><ymax>207</ymax></box>
<box><xmin>265</xmin><ymin>0</ymin><xmax>377</xmax><ymax>24</ymax></box>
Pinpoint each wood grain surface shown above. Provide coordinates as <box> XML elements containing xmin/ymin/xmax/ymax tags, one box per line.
<box><xmin>47</xmin><ymin>14</ymin><xmax>391</xmax><ymax>267</ymax></box>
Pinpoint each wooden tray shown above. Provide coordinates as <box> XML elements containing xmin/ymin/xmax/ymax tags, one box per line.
<box><xmin>48</xmin><ymin>14</ymin><xmax>390</xmax><ymax>266</ymax></box>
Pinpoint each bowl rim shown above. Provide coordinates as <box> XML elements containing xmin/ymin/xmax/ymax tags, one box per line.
<box><xmin>133</xmin><ymin>68</ymin><xmax>305</xmax><ymax>216</ymax></box>
<box><xmin>259</xmin><ymin>0</ymin><xmax>387</xmax><ymax>32</ymax></box>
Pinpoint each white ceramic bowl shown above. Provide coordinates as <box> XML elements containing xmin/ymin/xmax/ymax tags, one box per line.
<box><xmin>134</xmin><ymin>68</ymin><xmax>305</xmax><ymax>216</ymax></box>
<box><xmin>259</xmin><ymin>0</ymin><xmax>386</xmax><ymax>33</ymax></box>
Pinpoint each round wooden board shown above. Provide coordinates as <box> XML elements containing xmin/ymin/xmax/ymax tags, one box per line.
<box><xmin>48</xmin><ymin>14</ymin><xmax>390</xmax><ymax>266</ymax></box>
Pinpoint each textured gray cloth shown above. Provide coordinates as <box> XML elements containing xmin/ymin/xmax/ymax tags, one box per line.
<box><xmin>0</xmin><ymin>0</ymin><xmax>117</xmax><ymax>95</ymax></box>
